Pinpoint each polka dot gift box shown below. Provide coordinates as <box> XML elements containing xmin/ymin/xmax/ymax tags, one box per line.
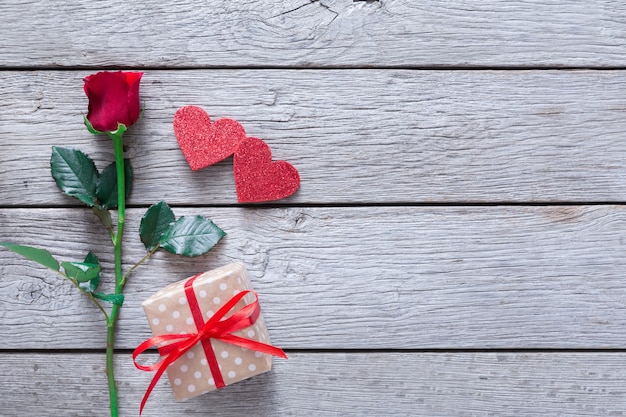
<box><xmin>134</xmin><ymin>262</ymin><xmax>286</xmax><ymax>411</ymax></box>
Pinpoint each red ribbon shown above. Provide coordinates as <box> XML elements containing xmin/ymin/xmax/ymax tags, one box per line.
<box><xmin>133</xmin><ymin>274</ymin><xmax>287</xmax><ymax>414</ymax></box>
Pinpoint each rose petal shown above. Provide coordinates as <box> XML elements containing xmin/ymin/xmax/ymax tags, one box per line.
<box><xmin>84</xmin><ymin>71</ymin><xmax>143</xmax><ymax>132</ymax></box>
<box><xmin>126</xmin><ymin>72</ymin><xmax>143</xmax><ymax>126</ymax></box>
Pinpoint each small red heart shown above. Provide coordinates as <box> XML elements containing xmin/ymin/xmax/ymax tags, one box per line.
<box><xmin>234</xmin><ymin>137</ymin><xmax>300</xmax><ymax>203</ymax></box>
<box><xmin>173</xmin><ymin>106</ymin><xmax>245</xmax><ymax>171</ymax></box>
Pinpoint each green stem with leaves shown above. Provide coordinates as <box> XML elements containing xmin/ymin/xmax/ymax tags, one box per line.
<box><xmin>106</xmin><ymin>130</ymin><xmax>127</xmax><ymax>417</ymax></box>
<box><xmin>0</xmin><ymin>128</ymin><xmax>228</xmax><ymax>416</ymax></box>
<box><xmin>58</xmin><ymin>270</ymin><xmax>109</xmax><ymax>320</ymax></box>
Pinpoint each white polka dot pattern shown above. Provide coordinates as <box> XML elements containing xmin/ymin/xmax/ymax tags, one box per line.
<box><xmin>140</xmin><ymin>262</ymin><xmax>275</xmax><ymax>402</ymax></box>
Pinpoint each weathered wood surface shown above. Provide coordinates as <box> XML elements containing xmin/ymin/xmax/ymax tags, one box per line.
<box><xmin>2</xmin><ymin>1</ymin><xmax>626</xmax><ymax>416</ymax></box>
<box><xmin>3</xmin><ymin>352</ymin><xmax>626</xmax><ymax>416</ymax></box>
<box><xmin>2</xmin><ymin>70</ymin><xmax>626</xmax><ymax>206</ymax></box>
<box><xmin>1</xmin><ymin>1</ymin><xmax>626</xmax><ymax>68</ymax></box>
<box><xmin>2</xmin><ymin>206</ymin><xmax>625</xmax><ymax>349</ymax></box>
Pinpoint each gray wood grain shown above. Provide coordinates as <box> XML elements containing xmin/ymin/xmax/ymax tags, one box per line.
<box><xmin>3</xmin><ymin>1</ymin><xmax>625</xmax><ymax>416</ymax></box>
<box><xmin>2</xmin><ymin>206</ymin><xmax>625</xmax><ymax>349</ymax></box>
<box><xmin>3</xmin><ymin>352</ymin><xmax>625</xmax><ymax>416</ymax></box>
<box><xmin>2</xmin><ymin>70</ymin><xmax>626</xmax><ymax>205</ymax></box>
<box><xmin>1</xmin><ymin>1</ymin><xmax>625</xmax><ymax>68</ymax></box>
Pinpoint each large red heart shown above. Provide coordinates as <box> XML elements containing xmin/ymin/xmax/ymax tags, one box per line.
<box><xmin>173</xmin><ymin>106</ymin><xmax>245</xmax><ymax>171</ymax></box>
<box><xmin>234</xmin><ymin>137</ymin><xmax>300</xmax><ymax>203</ymax></box>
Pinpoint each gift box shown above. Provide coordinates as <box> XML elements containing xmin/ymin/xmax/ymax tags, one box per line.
<box><xmin>138</xmin><ymin>262</ymin><xmax>284</xmax><ymax>403</ymax></box>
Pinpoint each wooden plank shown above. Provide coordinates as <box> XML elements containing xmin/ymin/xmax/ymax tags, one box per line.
<box><xmin>3</xmin><ymin>352</ymin><xmax>626</xmax><ymax>416</ymax></box>
<box><xmin>1</xmin><ymin>1</ymin><xmax>625</xmax><ymax>68</ymax></box>
<box><xmin>2</xmin><ymin>206</ymin><xmax>626</xmax><ymax>349</ymax></box>
<box><xmin>2</xmin><ymin>70</ymin><xmax>626</xmax><ymax>205</ymax></box>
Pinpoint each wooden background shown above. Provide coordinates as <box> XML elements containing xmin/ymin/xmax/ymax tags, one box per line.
<box><xmin>1</xmin><ymin>1</ymin><xmax>626</xmax><ymax>415</ymax></box>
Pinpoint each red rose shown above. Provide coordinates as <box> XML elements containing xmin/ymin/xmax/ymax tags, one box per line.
<box><xmin>84</xmin><ymin>71</ymin><xmax>143</xmax><ymax>132</ymax></box>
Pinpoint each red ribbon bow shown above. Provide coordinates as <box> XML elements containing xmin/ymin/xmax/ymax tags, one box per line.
<box><xmin>133</xmin><ymin>274</ymin><xmax>287</xmax><ymax>414</ymax></box>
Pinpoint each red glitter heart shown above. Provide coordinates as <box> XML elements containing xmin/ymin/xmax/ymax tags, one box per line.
<box><xmin>173</xmin><ymin>106</ymin><xmax>245</xmax><ymax>171</ymax></box>
<box><xmin>234</xmin><ymin>137</ymin><xmax>300</xmax><ymax>203</ymax></box>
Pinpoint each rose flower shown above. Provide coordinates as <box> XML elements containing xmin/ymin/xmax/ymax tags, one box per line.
<box><xmin>84</xmin><ymin>71</ymin><xmax>143</xmax><ymax>132</ymax></box>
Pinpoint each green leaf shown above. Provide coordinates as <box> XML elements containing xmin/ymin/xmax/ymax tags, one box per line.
<box><xmin>92</xmin><ymin>206</ymin><xmax>113</xmax><ymax>231</ymax></box>
<box><xmin>93</xmin><ymin>292</ymin><xmax>124</xmax><ymax>306</ymax></box>
<box><xmin>95</xmin><ymin>159</ymin><xmax>133</xmax><ymax>209</ymax></box>
<box><xmin>140</xmin><ymin>201</ymin><xmax>176</xmax><ymax>250</ymax></box>
<box><xmin>50</xmin><ymin>147</ymin><xmax>99</xmax><ymax>207</ymax></box>
<box><xmin>160</xmin><ymin>215</ymin><xmax>226</xmax><ymax>257</ymax></box>
<box><xmin>0</xmin><ymin>242</ymin><xmax>60</xmax><ymax>271</ymax></box>
<box><xmin>62</xmin><ymin>261</ymin><xmax>101</xmax><ymax>283</ymax></box>
<box><xmin>83</xmin><ymin>252</ymin><xmax>99</xmax><ymax>266</ymax></box>
<box><xmin>78</xmin><ymin>252</ymin><xmax>101</xmax><ymax>293</ymax></box>
<box><xmin>95</xmin><ymin>162</ymin><xmax>117</xmax><ymax>208</ymax></box>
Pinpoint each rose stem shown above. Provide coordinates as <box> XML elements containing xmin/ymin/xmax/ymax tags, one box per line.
<box><xmin>106</xmin><ymin>131</ymin><xmax>127</xmax><ymax>417</ymax></box>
